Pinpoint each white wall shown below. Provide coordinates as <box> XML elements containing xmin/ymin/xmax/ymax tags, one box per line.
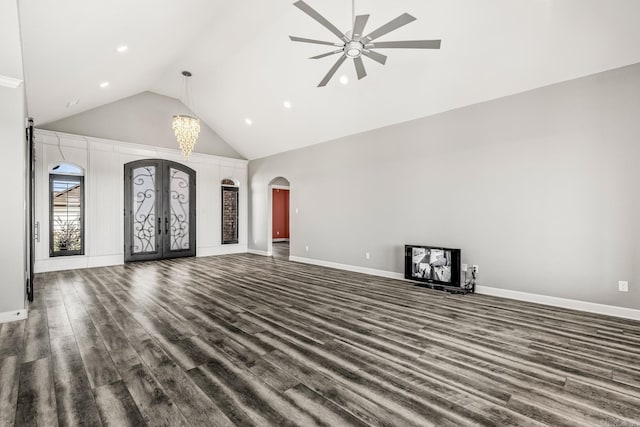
<box><xmin>249</xmin><ymin>62</ymin><xmax>640</xmax><ymax>312</ymax></box>
<box><xmin>0</xmin><ymin>85</ymin><xmax>26</xmax><ymax>320</ymax></box>
<box><xmin>34</xmin><ymin>129</ymin><xmax>248</xmax><ymax>272</ymax></box>
<box><xmin>0</xmin><ymin>0</ymin><xmax>27</xmax><ymax>323</ymax></box>
<box><xmin>0</xmin><ymin>0</ymin><xmax>23</xmax><ymax>83</ymax></box>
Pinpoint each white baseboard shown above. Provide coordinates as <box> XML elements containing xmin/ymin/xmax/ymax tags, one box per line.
<box><xmin>35</xmin><ymin>254</ymin><xmax>123</xmax><ymax>273</ymax></box>
<box><xmin>272</xmin><ymin>238</ymin><xmax>289</xmax><ymax>243</ymax></box>
<box><xmin>475</xmin><ymin>286</ymin><xmax>640</xmax><ymax>321</ymax></box>
<box><xmin>87</xmin><ymin>255</ymin><xmax>123</xmax><ymax>269</ymax></box>
<box><xmin>288</xmin><ymin>256</ymin><xmax>640</xmax><ymax>321</ymax></box>
<box><xmin>289</xmin><ymin>256</ymin><xmax>405</xmax><ymax>280</ymax></box>
<box><xmin>248</xmin><ymin>249</ymin><xmax>270</xmax><ymax>256</ymax></box>
<box><xmin>35</xmin><ymin>256</ymin><xmax>90</xmax><ymax>273</ymax></box>
<box><xmin>198</xmin><ymin>244</ymin><xmax>248</xmax><ymax>257</ymax></box>
<box><xmin>35</xmin><ymin>245</ymin><xmax>251</xmax><ymax>272</ymax></box>
<box><xmin>0</xmin><ymin>307</ymin><xmax>28</xmax><ymax>324</ymax></box>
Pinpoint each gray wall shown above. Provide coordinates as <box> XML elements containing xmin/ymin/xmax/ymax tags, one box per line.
<box><xmin>0</xmin><ymin>0</ymin><xmax>26</xmax><ymax>315</ymax></box>
<box><xmin>249</xmin><ymin>63</ymin><xmax>640</xmax><ymax>310</ymax></box>
<box><xmin>41</xmin><ymin>91</ymin><xmax>243</xmax><ymax>159</ymax></box>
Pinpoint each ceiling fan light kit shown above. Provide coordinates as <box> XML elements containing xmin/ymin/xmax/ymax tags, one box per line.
<box><xmin>290</xmin><ymin>0</ymin><xmax>441</xmax><ymax>87</ymax></box>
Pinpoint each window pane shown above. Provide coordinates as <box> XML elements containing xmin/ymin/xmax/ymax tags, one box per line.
<box><xmin>51</xmin><ymin>163</ymin><xmax>83</xmax><ymax>175</ymax></box>
<box><xmin>51</xmin><ymin>176</ymin><xmax>82</xmax><ymax>254</ymax></box>
<box><xmin>169</xmin><ymin>168</ymin><xmax>190</xmax><ymax>250</ymax></box>
<box><xmin>132</xmin><ymin>166</ymin><xmax>157</xmax><ymax>254</ymax></box>
<box><xmin>222</xmin><ymin>187</ymin><xmax>238</xmax><ymax>244</ymax></box>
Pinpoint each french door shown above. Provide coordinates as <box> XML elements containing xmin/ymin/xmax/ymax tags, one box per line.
<box><xmin>124</xmin><ymin>159</ymin><xmax>196</xmax><ymax>262</ymax></box>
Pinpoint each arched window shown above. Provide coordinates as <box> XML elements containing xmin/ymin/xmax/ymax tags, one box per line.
<box><xmin>221</xmin><ymin>178</ymin><xmax>239</xmax><ymax>244</ymax></box>
<box><xmin>49</xmin><ymin>163</ymin><xmax>84</xmax><ymax>256</ymax></box>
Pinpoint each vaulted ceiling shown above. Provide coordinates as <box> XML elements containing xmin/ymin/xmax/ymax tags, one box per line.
<box><xmin>19</xmin><ymin>0</ymin><xmax>640</xmax><ymax>159</ymax></box>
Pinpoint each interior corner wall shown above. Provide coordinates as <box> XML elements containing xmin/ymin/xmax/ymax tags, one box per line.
<box><xmin>0</xmin><ymin>85</ymin><xmax>26</xmax><ymax>316</ymax></box>
<box><xmin>0</xmin><ymin>0</ymin><xmax>27</xmax><ymax>319</ymax></box>
<box><xmin>248</xmin><ymin>62</ymin><xmax>640</xmax><ymax>310</ymax></box>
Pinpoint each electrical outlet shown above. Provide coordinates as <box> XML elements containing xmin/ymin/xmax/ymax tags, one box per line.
<box><xmin>619</xmin><ymin>281</ymin><xmax>629</xmax><ymax>292</ymax></box>
<box><xmin>295</xmin><ymin>208</ymin><xmax>299</xmax><ymax>214</ymax></box>
<box><xmin>472</xmin><ymin>265</ymin><xmax>479</xmax><ymax>273</ymax></box>
<box><xmin>365</xmin><ymin>252</ymin><xmax>370</xmax><ymax>260</ymax></box>
<box><xmin>305</xmin><ymin>245</ymin><xmax>309</xmax><ymax>252</ymax></box>
<box><xmin>461</xmin><ymin>264</ymin><xmax>468</xmax><ymax>272</ymax></box>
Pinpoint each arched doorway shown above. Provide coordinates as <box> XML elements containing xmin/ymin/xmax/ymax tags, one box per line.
<box><xmin>268</xmin><ymin>177</ymin><xmax>290</xmax><ymax>259</ymax></box>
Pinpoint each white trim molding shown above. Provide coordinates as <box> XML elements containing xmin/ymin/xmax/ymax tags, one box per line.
<box><xmin>289</xmin><ymin>256</ymin><xmax>404</xmax><ymax>280</ymax></box>
<box><xmin>0</xmin><ymin>308</ymin><xmax>28</xmax><ymax>324</ymax></box>
<box><xmin>0</xmin><ymin>75</ymin><xmax>23</xmax><ymax>88</ymax></box>
<box><xmin>35</xmin><ymin>254</ymin><xmax>123</xmax><ymax>273</ymax></box>
<box><xmin>248</xmin><ymin>249</ymin><xmax>270</xmax><ymax>256</ymax></box>
<box><xmin>475</xmin><ymin>286</ymin><xmax>640</xmax><ymax>321</ymax></box>
<box><xmin>198</xmin><ymin>245</ymin><xmax>248</xmax><ymax>257</ymax></box>
<box><xmin>35</xmin><ymin>129</ymin><xmax>248</xmax><ymax>167</ymax></box>
<box><xmin>289</xmin><ymin>256</ymin><xmax>640</xmax><ymax>321</ymax></box>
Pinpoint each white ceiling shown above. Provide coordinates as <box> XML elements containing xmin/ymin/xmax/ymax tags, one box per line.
<box><xmin>20</xmin><ymin>0</ymin><xmax>640</xmax><ymax>160</ymax></box>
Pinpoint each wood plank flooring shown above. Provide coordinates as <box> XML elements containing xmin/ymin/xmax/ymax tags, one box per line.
<box><xmin>1</xmin><ymin>253</ymin><xmax>640</xmax><ymax>426</ymax></box>
<box><xmin>273</xmin><ymin>241</ymin><xmax>290</xmax><ymax>259</ymax></box>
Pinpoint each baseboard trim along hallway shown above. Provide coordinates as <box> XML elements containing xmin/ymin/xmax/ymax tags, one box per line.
<box><xmin>289</xmin><ymin>255</ymin><xmax>640</xmax><ymax>321</ymax></box>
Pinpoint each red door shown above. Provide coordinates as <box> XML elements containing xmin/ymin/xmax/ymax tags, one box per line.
<box><xmin>272</xmin><ymin>189</ymin><xmax>289</xmax><ymax>239</ymax></box>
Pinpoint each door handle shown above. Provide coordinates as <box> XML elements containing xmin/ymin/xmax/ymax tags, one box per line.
<box><xmin>165</xmin><ymin>217</ymin><xmax>169</xmax><ymax>235</ymax></box>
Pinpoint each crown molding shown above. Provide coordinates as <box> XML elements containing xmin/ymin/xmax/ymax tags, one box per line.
<box><xmin>0</xmin><ymin>75</ymin><xmax>23</xmax><ymax>88</ymax></box>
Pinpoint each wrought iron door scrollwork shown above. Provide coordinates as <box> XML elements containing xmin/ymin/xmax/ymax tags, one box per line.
<box><xmin>132</xmin><ymin>166</ymin><xmax>156</xmax><ymax>253</ymax></box>
<box><xmin>169</xmin><ymin>168</ymin><xmax>190</xmax><ymax>250</ymax></box>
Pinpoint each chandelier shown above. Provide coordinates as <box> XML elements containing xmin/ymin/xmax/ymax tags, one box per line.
<box><xmin>172</xmin><ymin>71</ymin><xmax>200</xmax><ymax>159</ymax></box>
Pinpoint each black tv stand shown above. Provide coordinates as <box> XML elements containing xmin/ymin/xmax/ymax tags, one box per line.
<box><xmin>414</xmin><ymin>281</ymin><xmax>475</xmax><ymax>295</ymax></box>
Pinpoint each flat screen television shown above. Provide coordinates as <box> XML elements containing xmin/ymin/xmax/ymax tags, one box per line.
<box><xmin>405</xmin><ymin>245</ymin><xmax>462</xmax><ymax>288</ymax></box>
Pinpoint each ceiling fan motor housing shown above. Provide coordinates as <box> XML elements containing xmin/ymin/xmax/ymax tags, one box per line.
<box><xmin>345</xmin><ymin>40</ymin><xmax>364</xmax><ymax>58</ymax></box>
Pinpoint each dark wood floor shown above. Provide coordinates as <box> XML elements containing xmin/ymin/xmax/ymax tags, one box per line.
<box><xmin>273</xmin><ymin>241</ymin><xmax>290</xmax><ymax>259</ymax></box>
<box><xmin>1</xmin><ymin>254</ymin><xmax>640</xmax><ymax>426</ymax></box>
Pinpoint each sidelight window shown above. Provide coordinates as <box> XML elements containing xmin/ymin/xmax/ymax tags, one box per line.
<box><xmin>49</xmin><ymin>163</ymin><xmax>84</xmax><ymax>257</ymax></box>
<box><xmin>221</xmin><ymin>179</ymin><xmax>239</xmax><ymax>244</ymax></box>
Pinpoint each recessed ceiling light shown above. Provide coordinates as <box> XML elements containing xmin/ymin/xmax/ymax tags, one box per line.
<box><xmin>116</xmin><ymin>45</ymin><xmax>128</xmax><ymax>53</ymax></box>
<box><xmin>245</xmin><ymin>118</ymin><xmax>253</xmax><ymax>126</ymax></box>
<box><xmin>99</xmin><ymin>81</ymin><xmax>110</xmax><ymax>88</ymax></box>
<box><xmin>339</xmin><ymin>75</ymin><xmax>349</xmax><ymax>85</ymax></box>
<box><xmin>283</xmin><ymin>101</ymin><xmax>292</xmax><ymax>109</ymax></box>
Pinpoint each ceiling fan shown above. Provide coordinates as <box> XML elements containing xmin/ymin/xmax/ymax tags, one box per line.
<box><xmin>290</xmin><ymin>0</ymin><xmax>441</xmax><ymax>87</ymax></box>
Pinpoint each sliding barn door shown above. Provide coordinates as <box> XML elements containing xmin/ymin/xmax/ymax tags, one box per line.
<box><xmin>124</xmin><ymin>159</ymin><xmax>196</xmax><ymax>262</ymax></box>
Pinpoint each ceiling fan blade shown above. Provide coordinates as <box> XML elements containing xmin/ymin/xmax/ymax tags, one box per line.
<box><xmin>310</xmin><ymin>49</ymin><xmax>343</xmax><ymax>59</ymax></box>
<box><xmin>368</xmin><ymin>40</ymin><xmax>441</xmax><ymax>49</ymax></box>
<box><xmin>318</xmin><ymin>55</ymin><xmax>347</xmax><ymax>87</ymax></box>
<box><xmin>294</xmin><ymin>1</ymin><xmax>348</xmax><ymax>42</ymax></box>
<box><xmin>352</xmin><ymin>14</ymin><xmax>370</xmax><ymax>41</ymax></box>
<box><xmin>289</xmin><ymin>36</ymin><xmax>342</xmax><ymax>47</ymax></box>
<box><xmin>354</xmin><ymin>57</ymin><xmax>367</xmax><ymax>80</ymax></box>
<box><xmin>362</xmin><ymin>13</ymin><xmax>416</xmax><ymax>43</ymax></box>
<box><xmin>362</xmin><ymin>50</ymin><xmax>388</xmax><ymax>65</ymax></box>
